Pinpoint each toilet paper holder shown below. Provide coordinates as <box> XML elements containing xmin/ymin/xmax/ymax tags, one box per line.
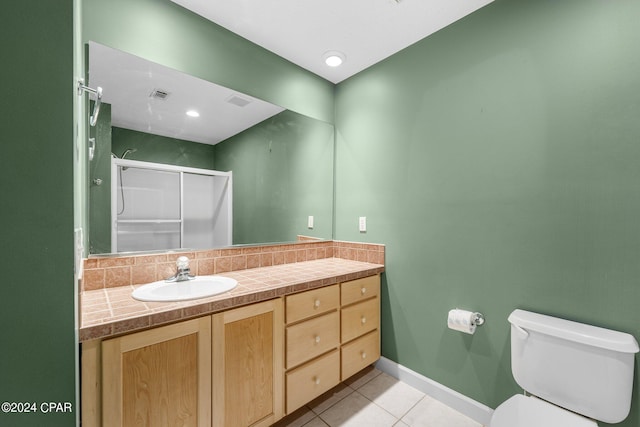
<box><xmin>448</xmin><ymin>308</ymin><xmax>486</xmax><ymax>334</ymax></box>
<box><xmin>472</xmin><ymin>312</ymin><xmax>485</xmax><ymax>327</ymax></box>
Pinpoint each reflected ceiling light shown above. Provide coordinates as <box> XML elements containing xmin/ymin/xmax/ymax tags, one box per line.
<box><xmin>323</xmin><ymin>51</ymin><xmax>346</xmax><ymax>67</ymax></box>
<box><xmin>186</xmin><ymin>110</ymin><xmax>200</xmax><ymax>117</ymax></box>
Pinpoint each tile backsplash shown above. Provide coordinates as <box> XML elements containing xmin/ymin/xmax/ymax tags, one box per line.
<box><xmin>82</xmin><ymin>240</ymin><xmax>384</xmax><ymax>291</ymax></box>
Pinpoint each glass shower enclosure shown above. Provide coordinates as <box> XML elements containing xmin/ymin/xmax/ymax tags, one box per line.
<box><xmin>112</xmin><ymin>159</ymin><xmax>232</xmax><ymax>252</ymax></box>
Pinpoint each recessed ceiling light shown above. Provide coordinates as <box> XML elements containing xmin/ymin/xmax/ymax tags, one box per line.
<box><xmin>323</xmin><ymin>51</ymin><xmax>346</xmax><ymax>67</ymax></box>
<box><xmin>186</xmin><ymin>110</ymin><xmax>200</xmax><ymax>117</ymax></box>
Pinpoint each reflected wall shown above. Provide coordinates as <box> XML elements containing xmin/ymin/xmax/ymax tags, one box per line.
<box><xmin>216</xmin><ymin>110</ymin><xmax>334</xmax><ymax>244</ymax></box>
<box><xmin>90</xmin><ymin>108</ymin><xmax>333</xmax><ymax>253</ymax></box>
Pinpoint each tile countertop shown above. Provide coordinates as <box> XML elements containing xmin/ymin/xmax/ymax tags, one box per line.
<box><xmin>80</xmin><ymin>257</ymin><xmax>384</xmax><ymax>342</ymax></box>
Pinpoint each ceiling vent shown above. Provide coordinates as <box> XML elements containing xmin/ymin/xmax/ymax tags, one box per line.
<box><xmin>226</xmin><ymin>94</ymin><xmax>252</xmax><ymax>107</ymax></box>
<box><xmin>149</xmin><ymin>89</ymin><xmax>170</xmax><ymax>100</ymax></box>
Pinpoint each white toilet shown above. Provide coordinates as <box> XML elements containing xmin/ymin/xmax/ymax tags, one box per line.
<box><xmin>490</xmin><ymin>309</ymin><xmax>639</xmax><ymax>427</ymax></box>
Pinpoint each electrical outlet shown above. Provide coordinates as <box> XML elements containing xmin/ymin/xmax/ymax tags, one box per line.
<box><xmin>359</xmin><ymin>216</ymin><xmax>367</xmax><ymax>232</ymax></box>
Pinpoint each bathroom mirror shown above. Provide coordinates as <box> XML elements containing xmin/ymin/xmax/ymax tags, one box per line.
<box><xmin>87</xmin><ymin>42</ymin><xmax>334</xmax><ymax>255</ymax></box>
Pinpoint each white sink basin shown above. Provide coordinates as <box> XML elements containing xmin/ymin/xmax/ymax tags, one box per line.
<box><xmin>132</xmin><ymin>275</ymin><xmax>238</xmax><ymax>302</ymax></box>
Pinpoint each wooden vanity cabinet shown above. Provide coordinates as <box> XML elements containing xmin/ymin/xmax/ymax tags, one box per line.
<box><xmin>101</xmin><ymin>317</ymin><xmax>212</xmax><ymax>427</ymax></box>
<box><xmin>81</xmin><ymin>274</ymin><xmax>381</xmax><ymax>426</ymax></box>
<box><xmin>82</xmin><ymin>299</ymin><xmax>283</xmax><ymax>427</ymax></box>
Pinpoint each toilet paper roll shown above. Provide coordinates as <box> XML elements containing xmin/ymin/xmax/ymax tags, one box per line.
<box><xmin>448</xmin><ymin>309</ymin><xmax>477</xmax><ymax>335</ymax></box>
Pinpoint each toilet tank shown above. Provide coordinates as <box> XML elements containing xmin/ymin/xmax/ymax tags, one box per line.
<box><xmin>508</xmin><ymin>309</ymin><xmax>639</xmax><ymax>424</ymax></box>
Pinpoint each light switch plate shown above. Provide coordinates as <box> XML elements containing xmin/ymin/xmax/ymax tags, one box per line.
<box><xmin>308</xmin><ymin>215</ymin><xmax>314</xmax><ymax>229</ymax></box>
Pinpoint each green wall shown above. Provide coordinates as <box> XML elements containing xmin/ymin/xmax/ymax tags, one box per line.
<box><xmin>82</xmin><ymin>0</ymin><xmax>334</xmax><ymax>123</ymax></box>
<box><xmin>0</xmin><ymin>1</ymin><xmax>76</xmax><ymax>426</ymax></box>
<box><xmin>334</xmin><ymin>0</ymin><xmax>640</xmax><ymax>425</ymax></box>
<box><xmin>19</xmin><ymin>0</ymin><xmax>635</xmax><ymax>425</ymax></box>
<box><xmin>112</xmin><ymin>127</ymin><xmax>216</xmax><ymax>169</ymax></box>
<box><xmin>215</xmin><ymin>110</ymin><xmax>335</xmax><ymax>244</ymax></box>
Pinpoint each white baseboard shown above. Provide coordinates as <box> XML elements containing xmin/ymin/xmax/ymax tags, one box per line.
<box><xmin>375</xmin><ymin>357</ymin><xmax>494</xmax><ymax>426</ymax></box>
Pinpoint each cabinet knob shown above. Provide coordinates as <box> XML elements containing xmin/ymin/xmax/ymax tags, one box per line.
<box><xmin>361</xmin><ymin>287</ymin><xmax>367</xmax><ymax>295</ymax></box>
<box><xmin>315</xmin><ymin>335</ymin><xmax>321</xmax><ymax>344</ymax></box>
<box><xmin>314</xmin><ymin>299</ymin><xmax>321</xmax><ymax>308</ymax></box>
<box><xmin>361</xmin><ymin>316</ymin><xmax>367</xmax><ymax>324</ymax></box>
<box><xmin>313</xmin><ymin>376</ymin><xmax>320</xmax><ymax>385</ymax></box>
<box><xmin>361</xmin><ymin>352</ymin><xmax>367</xmax><ymax>359</ymax></box>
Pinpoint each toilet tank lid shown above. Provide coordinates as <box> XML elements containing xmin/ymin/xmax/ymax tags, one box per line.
<box><xmin>508</xmin><ymin>309</ymin><xmax>639</xmax><ymax>354</ymax></box>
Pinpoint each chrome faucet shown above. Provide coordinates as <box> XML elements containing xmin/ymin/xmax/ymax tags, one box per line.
<box><xmin>166</xmin><ymin>256</ymin><xmax>195</xmax><ymax>282</ymax></box>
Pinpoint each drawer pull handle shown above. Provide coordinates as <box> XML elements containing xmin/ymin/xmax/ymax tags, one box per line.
<box><xmin>315</xmin><ymin>335</ymin><xmax>321</xmax><ymax>344</ymax></box>
<box><xmin>314</xmin><ymin>299</ymin><xmax>321</xmax><ymax>308</ymax></box>
<box><xmin>361</xmin><ymin>316</ymin><xmax>367</xmax><ymax>324</ymax></box>
<box><xmin>361</xmin><ymin>287</ymin><xmax>367</xmax><ymax>295</ymax></box>
<box><xmin>313</xmin><ymin>376</ymin><xmax>320</xmax><ymax>385</ymax></box>
<box><xmin>361</xmin><ymin>352</ymin><xmax>367</xmax><ymax>359</ymax></box>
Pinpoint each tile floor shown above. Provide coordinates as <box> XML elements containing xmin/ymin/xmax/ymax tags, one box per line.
<box><xmin>273</xmin><ymin>367</ymin><xmax>484</xmax><ymax>427</ymax></box>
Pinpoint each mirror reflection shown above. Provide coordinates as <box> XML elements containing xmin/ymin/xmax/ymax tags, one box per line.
<box><xmin>87</xmin><ymin>42</ymin><xmax>334</xmax><ymax>255</ymax></box>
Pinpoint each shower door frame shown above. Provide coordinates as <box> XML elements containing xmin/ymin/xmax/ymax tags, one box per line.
<box><xmin>111</xmin><ymin>158</ymin><xmax>233</xmax><ymax>253</ymax></box>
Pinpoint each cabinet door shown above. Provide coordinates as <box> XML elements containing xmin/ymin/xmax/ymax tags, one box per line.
<box><xmin>102</xmin><ymin>317</ymin><xmax>212</xmax><ymax>427</ymax></box>
<box><xmin>212</xmin><ymin>298</ymin><xmax>284</xmax><ymax>427</ymax></box>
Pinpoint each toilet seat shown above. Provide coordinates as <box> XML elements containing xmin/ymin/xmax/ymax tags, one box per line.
<box><xmin>491</xmin><ymin>395</ymin><xmax>597</xmax><ymax>427</ymax></box>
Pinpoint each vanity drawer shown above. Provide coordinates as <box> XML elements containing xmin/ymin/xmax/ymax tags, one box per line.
<box><xmin>286</xmin><ymin>284</ymin><xmax>339</xmax><ymax>324</ymax></box>
<box><xmin>341</xmin><ymin>330</ymin><xmax>380</xmax><ymax>381</ymax></box>
<box><xmin>286</xmin><ymin>311</ymin><xmax>340</xmax><ymax>369</ymax></box>
<box><xmin>341</xmin><ymin>297</ymin><xmax>379</xmax><ymax>343</ymax></box>
<box><xmin>286</xmin><ymin>349</ymin><xmax>340</xmax><ymax>414</ymax></box>
<box><xmin>341</xmin><ymin>275</ymin><xmax>380</xmax><ymax>307</ymax></box>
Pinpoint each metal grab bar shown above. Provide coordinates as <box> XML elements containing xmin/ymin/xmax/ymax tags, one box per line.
<box><xmin>77</xmin><ymin>79</ymin><xmax>103</xmax><ymax>126</ymax></box>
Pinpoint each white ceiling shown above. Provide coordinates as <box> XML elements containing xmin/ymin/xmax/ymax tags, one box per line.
<box><xmin>88</xmin><ymin>42</ymin><xmax>284</xmax><ymax>145</ymax></box>
<box><xmin>171</xmin><ymin>0</ymin><xmax>495</xmax><ymax>83</ymax></box>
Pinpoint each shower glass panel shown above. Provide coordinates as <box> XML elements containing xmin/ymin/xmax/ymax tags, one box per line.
<box><xmin>183</xmin><ymin>173</ymin><xmax>232</xmax><ymax>249</ymax></box>
<box><xmin>115</xmin><ymin>167</ymin><xmax>181</xmax><ymax>252</ymax></box>
<box><xmin>116</xmin><ymin>167</ymin><xmax>181</xmax><ymax>220</ymax></box>
<box><xmin>112</xmin><ymin>159</ymin><xmax>232</xmax><ymax>253</ymax></box>
<box><xmin>116</xmin><ymin>222</ymin><xmax>181</xmax><ymax>252</ymax></box>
